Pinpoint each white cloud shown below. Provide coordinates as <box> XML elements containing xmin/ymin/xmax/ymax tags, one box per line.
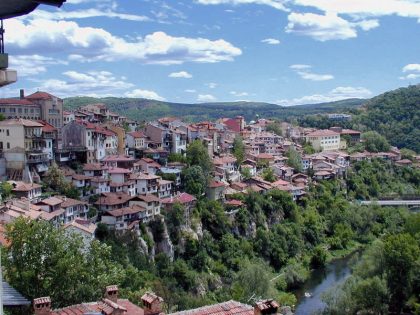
<box><xmin>196</xmin><ymin>0</ymin><xmax>288</xmax><ymax>11</ymax></box>
<box><xmin>169</xmin><ymin>71</ymin><xmax>193</xmax><ymax>78</ymax></box>
<box><xmin>5</xmin><ymin>19</ymin><xmax>242</xmax><ymax>65</ymax></box>
<box><xmin>30</xmin><ymin>9</ymin><xmax>151</xmax><ymax>22</ymax></box>
<box><xmin>399</xmin><ymin>64</ymin><xmax>420</xmax><ymax>80</ymax></box>
<box><xmin>293</xmin><ymin>0</ymin><xmax>420</xmax><ymax>21</ymax></box>
<box><xmin>197</xmin><ymin>94</ymin><xmax>217</xmax><ymax>102</ymax></box>
<box><xmin>290</xmin><ymin>64</ymin><xmax>311</xmax><ymax>70</ymax></box>
<box><xmin>402</xmin><ymin>64</ymin><xmax>420</xmax><ymax>72</ymax></box>
<box><xmin>230</xmin><ymin>91</ymin><xmax>249</xmax><ymax>97</ymax></box>
<box><xmin>277</xmin><ymin>86</ymin><xmax>372</xmax><ymax>106</ymax></box>
<box><xmin>206</xmin><ymin>82</ymin><xmax>218</xmax><ymax>89</ymax></box>
<box><xmin>261</xmin><ymin>38</ymin><xmax>281</xmax><ymax>45</ymax></box>
<box><xmin>9</xmin><ymin>55</ymin><xmax>67</xmax><ymax>77</ymax></box>
<box><xmin>125</xmin><ymin>89</ymin><xmax>166</xmax><ymax>101</ymax></box>
<box><xmin>185</xmin><ymin>89</ymin><xmax>197</xmax><ymax>93</ymax></box>
<box><xmin>285</xmin><ymin>12</ymin><xmax>379</xmax><ymax>41</ymax></box>
<box><xmin>29</xmin><ymin>70</ymin><xmax>134</xmax><ymax>97</ymax></box>
<box><xmin>399</xmin><ymin>73</ymin><xmax>420</xmax><ymax>80</ymax></box>
<box><xmin>290</xmin><ymin>64</ymin><xmax>334</xmax><ymax>81</ymax></box>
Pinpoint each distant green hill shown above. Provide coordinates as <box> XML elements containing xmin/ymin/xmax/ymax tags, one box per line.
<box><xmin>355</xmin><ymin>85</ymin><xmax>420</xmax><ymax>152</ymax></box>
<box><xmin>63</xmin><ymin>97</ymin><xmax>364</xmax><ymax>123</ymax></box>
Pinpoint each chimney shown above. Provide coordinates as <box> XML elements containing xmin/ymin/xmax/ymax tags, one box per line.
<box><xmin>105</xmin><ymin>285</ymin><xmax>119</xmax><ymax>303</ymax></box>
<box><xmin>141</xmin><ymin>292</ymin><xmax>164</xmax><ymax>315</ymax></box>
<box><xmin>20</xmin><ymin>89</ymin><xmax>25</xmax><ymax>99</ymax></box>
<box><xmin>254</xmin><ymin>300</ymin><xmax>279</xmax><ymax>315</ymax></box>
<box><xmin>33</xmin><ymin>297</ymin><xmax>51</xmax><ymax>315</ymax></box>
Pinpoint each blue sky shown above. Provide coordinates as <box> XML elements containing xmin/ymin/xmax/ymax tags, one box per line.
<box><xmin>1</xmin><ymin>0</ymin><xmax>420</xmax><ymax>105</ymax></box>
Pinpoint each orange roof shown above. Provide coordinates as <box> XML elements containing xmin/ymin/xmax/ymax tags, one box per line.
<box><xmin>0</xmin><ymin>98</ymin><xmax>35</xmax><ymax>105</ymax></box>
<box><xmin>170</xmin><ymin>300</ymin><xmax>253</xmax><ymax>315</ymax></box>
<box><xmin>26</xmin><ymin>91</ymin><xmax>59</xmax><ymax>100</ymax></box>
<box><xmin>307</xmin><ymin>129</ymin><xmax>339</xmax><ymax>137</ymax></box>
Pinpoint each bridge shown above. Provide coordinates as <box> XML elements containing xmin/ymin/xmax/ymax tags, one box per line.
<box><xmin>359</xmin><ymin>200</ymin><xmax>420</xmax><ymax>210</ymax></box>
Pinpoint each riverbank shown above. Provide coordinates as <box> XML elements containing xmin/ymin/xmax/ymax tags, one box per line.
<box><xmin>293</xmin><ymin>250</ymin><xmax>362</xmax><ymax>315</ymax></box>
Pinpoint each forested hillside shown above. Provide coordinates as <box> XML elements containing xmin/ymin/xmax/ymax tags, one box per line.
<box><xmin>63</xmin><ymin>97</ymin><xmax>363</xmax><ymax>123</ymax></box>
<box><xmin>298</xmin><ymin>85</ymin><xmax>420</xmax><ymax>152</ymax></box>
<box><xmin>357</xmin><ymin>85</ymin><xmax>420</xmax><ymax>152</ymax></box>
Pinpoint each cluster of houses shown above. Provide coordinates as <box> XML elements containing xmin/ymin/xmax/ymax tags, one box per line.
<box><xmin>0</xmin><ymin>90</ymin><xmax>417</xmax><ymax>240</ymax></box>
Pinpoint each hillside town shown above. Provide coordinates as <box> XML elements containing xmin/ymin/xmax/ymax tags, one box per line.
<box><xmin>0</xmin><ymin>90</ymin><xmax>416</xmax><ymax>231</ymax></box>
<box><xmin>0</xmin><ymin>90</ymin><xmax>418</xmax><ymax>314</ymax></box>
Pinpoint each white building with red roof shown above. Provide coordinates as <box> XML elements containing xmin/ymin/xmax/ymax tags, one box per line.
<box><xmin>306</xmin><ymin>129</ymin><xmax>341</xmax><ymax>151</ymax></box>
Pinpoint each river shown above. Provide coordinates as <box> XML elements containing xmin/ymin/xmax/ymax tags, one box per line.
<box><xmin>293</xmin><ymin>252</ymin><xmax>359</xmax><ymax>315</ymax></box>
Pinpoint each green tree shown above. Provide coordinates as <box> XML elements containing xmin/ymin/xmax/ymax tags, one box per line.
<box><xmin>3</xmin><ymin>218</ymin><xmax>125</xmax><ymax>308</ymax></box>
<box><xmin>186</xmin><ymin>140</ymin><xmax>213</xmax><ymax>176</ymax></box>
<box><xmin>232</xmin><ymin>136</ymin><xmax>245</xmax><ymax>165</ymax></box>
<box><xmin>383</xmin><ymin>233</ymin><xmax>420</xmax><ymax>314</ymax></box>
<box><xmin>182</xmin><ymin>166</ymin><xmax>207</xmax><ymax>197</ymax></box>
<box><xmin>362</xmin><ymin>131</ymin><xmax>390</xmax><ymax>153</ymax></box>
<box><xmin>285</xmin><ymin>147</ymin><xmax>302</xmax><ymax>172</ymax></box>
<box><xmin>240</xmin><ymin>166</ymin><xmax>252</xmax><ymax>180</ymax></box>
<box><xmin>262</xmin><ymin>167</ymin><xmax>276</xmax><ymax>182</ymax></box>
<box><xmin>0</xmin><ymin>181</ymin><xmax>13</xmax><ymax>201</ymax></box>
<box><xmin>232</xmin><ymin>261</ymin><xmax>276</xmax><ymax>302</ymax></box>
<box><xmin>266</xmin><ymin>122</ymin><xmax>283</xmax><ymax>136</ymax></box>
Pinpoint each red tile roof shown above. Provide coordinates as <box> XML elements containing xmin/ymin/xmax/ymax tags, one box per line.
<box><xmin>169</xmin><ymin>300</ymin><xmax>253</xmax><ymax>315</ymax></box>
<box><xmin>307</xmin><ymin>129</ymin><xmax>339</xmax><ymax>137</ymax></box>
<box><xmin>26</xmin><ymin>91</ymin><xmax>58</xmax><ymax>100</ymax></box>
<box><xmin>104</xmin><ymin>205</ymin><xmax>146</xmax><ymax>217</ymax></box>
<box><xmin>51</xmin><ymin>298</ymin><xmax>143</xmax><ymax>315</ymax></box>
<box><xmin>108</xmin><ymin>167</ymin><xmax>131</xmax><ymax>174</ymax></box>
<box><xmin>225</xmin><ymin>199</ymin><xmax>243</xmax><ymax>206</ymax></box>
<box><xmin>95</xmin><ymin>193</ymin><xmax>133</xmax><ymax>206</ymax></box>
<box><xmin>161</xmin><ymin>192</ymin><xmax>196</xmax><ymax>205</ymax></box>
<box><xmin>208</xmin><ymin>181</ymin><xmax>226</xmax><ymax>188</ymax></box>
<box><xmin>11</xmin><ymin>182</ymin><xmax>41</xmax><ymax>192</ymax></box>
<box><xmin>128</xmin><ymin>131</ymin><xmax>146</xmax><ymax>138</ymax></box>
<box><xmin>103</xmin><ymin>155</ymin><xmax>136</xmax><ymax>162</ymax></box>
<box><xmin>83</xmin><ymin>163</ymin><xmax>106</xmax><ymax>171</ymax></box>
<box><xmin>0</xmin><ymin>98</ymin><xmax>35</xmax><ymax>105</ymax></box>
<box><xmin>37</xmin><ymin>120</ymin><xmax>57</xmax><ymax>133</ymax></box>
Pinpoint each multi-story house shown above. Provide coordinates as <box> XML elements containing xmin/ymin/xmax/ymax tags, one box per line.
<box><xmin>9</xmin><ymin>181</ymin><xmax>42</xmax><ymax>202</ymax></box>
<box><xmin>83</xmin><ymin>163</ymin><xmax>109</xmax><ymax>178</ymax></box>
<box><xmin>63</xmin><ymin>111</ymin><xmax>75</xmax><ymax>125</ymax></box>
<box><xmin>0</xmin><ymin>90</ymin><xmax>63</xmax><ymax>128</ymax></box>
<box><xmin>104</xmin><ymin>124</ymin><xmax>126</xmax><ymax>155</ymax></box>
<box><xmin>134</xmin><ymin>158</ymin><xmax>161</xmax><ymax>175</ymax></box>
<box><xmin>306</xmin><ymin>129</ymin><xmax>341</xmax><ymax>151</ymax></box>
<box><xmin>0</xmin><ymin>98</ymin><xmax>41</xmax><ymax>120</ymax></box>
<box><xmin>94</xmin><ymin>192</ymin><xmax>133</xmax><ymax>212</ymax></box>
<box><xmin>37</xmin><ymin>196</ymin><xmax>89</xmax><ymax>223</ymax></box>
<box><xmin>158</xmin><ymin>179</ymin><xmax>173</xmax><ymax>199</ymax></box>
<box><xmin>170</xmin><ymin>129</ymin><xmax>187</xmax><ymax>154</ymax></box>
<box><xmin>90</xmin><ymin>177</ymin><xmax>111</xmax><ymax>194</ymax></box>
<box><xmin>102</xmin><ymin>154</ymin><xmax>136</xmax><ymax>170</ymax></box>
<box><xmin>160</xmin><ymin>167</ymin><xmax>182</xmax><ymax>188</ymax></box>
<box><xmin>126</xmin><ymin>131</ymin><xmax>148</xmax><ymax>151</ymax></box>
<box><xmin>0</xmin><ymin>119</ymin><xmax>50</xmax><ymax>179</ymax></box>
<box><xmin>131</xmin><ymin>173</ymin><xmax>160</xmax><ymax>195</ymax></box>
<box><xmin>130</xmin><ymin>195</ymin><xmax>161</xmax><ymax>219</ymax></box>
<box><xmin>213</xmin><ymin>156</ymin><xmax>239</xmax><ymax>182</ymax></box>
<box><xmin>60</xmin><ymin>121</ymin><xmax>116</xmax><ymax>163</ymax></box>
<box><xmin>101</xmin><ymin>205</ymin><xmax>147</xmax><ymax>230</ymax></box>
<box><xmin>26</xmin><ymin>91</ymin><xmax>64</xmax><ymax>129</ymax></box>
